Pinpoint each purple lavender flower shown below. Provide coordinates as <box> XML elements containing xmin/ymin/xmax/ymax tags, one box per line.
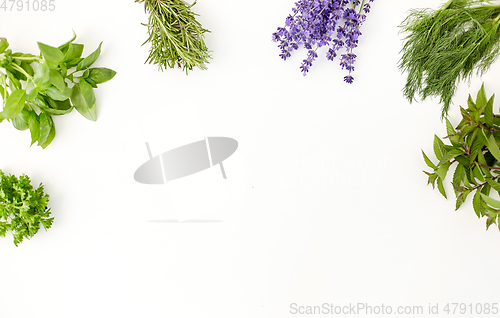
<box><xmin>340</xmin><ymin>52</ymin><xmax>356</xmax><ymax>71</ymax></box>
<box><xmin>363</xmin><ymin>3</ymin><xmax>371</xmax><ymax>13</ymax></box>
<box><xmin>300</xmin><ymin>49</ymin><xmax>319</xmax><ymax>76</ymax></box>
<box><xmin>344</xmin><ymin>75</ymin><xmax>354</xmax><ymax>83</ymax></box>
<box><xmin>272</xmin><ymin>0</ymin><xmax>374</xmax><ymax>83</ymax></box>
<box><xmin>326</xmin><ymin>48</ymin><xmax>336</xmax><ymax>61</ymax></box>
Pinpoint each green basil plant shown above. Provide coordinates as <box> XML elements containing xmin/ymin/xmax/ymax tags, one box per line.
<box><xmin>0</xmin><ymin>32</ymin><xmax>116</xmax><ymax>148</ymax></box>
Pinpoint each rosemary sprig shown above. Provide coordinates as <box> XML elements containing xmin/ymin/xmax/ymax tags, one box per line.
<box><xmin>399</xmin><ymin>0</ymin><xmax>500</xmax><ymax>117</ymax></box>
<box><xmin>136</xmin><ymin>0</ymin><xmax>212</xmax><ymax>73</ymax></box>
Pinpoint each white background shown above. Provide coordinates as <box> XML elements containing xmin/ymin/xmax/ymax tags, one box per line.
<box><xmin>1</xmin><ymin>1</ymin><xmax>500</xmax><ymax>317</ymax></box>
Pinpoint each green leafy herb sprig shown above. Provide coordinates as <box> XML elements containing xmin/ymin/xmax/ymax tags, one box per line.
<box><xmin>137</xmin><ymin>0</ymin><xmax>211</xmax><ymax>73</ymax></box>
<box><xmin>423</xmin><ymin>84</ymin><xmax>500</xmax><ymax>230</ymax></box>
<box><xmin>0</xmin><ymin>33</ymin><xmax>116</xmax><ymax>148</ymax></box>
<box><xmin>399</xmin><ymin>0</ymin><xmax>500</xmax><ymax>117</ymax></box>
<box><xmin>0</xmin><ymin>169</ymin><xmax>53</xmax><ymax>246</ymax></box>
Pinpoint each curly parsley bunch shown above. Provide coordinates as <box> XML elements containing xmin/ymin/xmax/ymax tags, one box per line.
<box><xmin>0</xmin><ymin>170</ymin><xmax>53</xmax><ymax>246</ymax></box>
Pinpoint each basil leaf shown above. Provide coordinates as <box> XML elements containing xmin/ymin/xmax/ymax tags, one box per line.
<box><xmin>60</xmin><ymin>65</ymin><xmax>67</xmax><ymax>78</ymax></box>
<box><xmin>0</xmin><ymin>39</ymin><xmax>8</xmax><ymax>53</ymax></box>
<box><xmin>85</xmin><ymin>78</ymin><xmax>98</xmax><ymax>88</ymax></box>
<box><xmin>28</xmin><ymin>111</ymin><xmax>40</xmax><ymax>145</ymax></box>
<box><xmin>11</xmin><ymin>109</ymin><xmax>31</xmax><ymax>131</ymax></box>
<box><xmin>65</xmin><ymin>58</ymin><xmax>83</xmax><ymax>68</ymax></box>
<box><xmin>31</xmin><ymin>95</ymin><xmax>49</xmax><ymax>110</ymax></box>
<box><xmin>33</xmin><ymin>95</ymin><xmax>72</xmax><ymax>116</ymax></box>
<box><xmin>27</xmin><ymin>88</ymin><xmax>39</xmax><ymax>102</ymax></box>
<box><xmin>20</xmin><ymin>61</ymin><xmax>34</xmax><ymax>77</ymax></box>
<box><xmin>45</xmin><ymin>98</ymin><xmax>73</xmax><ymax>115</ymax></box>
<box><xmin>33</xmin><ymin>62</ymin><xmax>50</xmax><ymax>86</ymax></box>
<box><xmin>42</xmin><ymin>108</ymin><xmax>73</xmax><ymax>116</ymax></box>
<box><xmin>71</xmin><ymin>81</ymin><xmax>97</xmax><ymax>121</ymax></box>
<box><xmin>58</xmin><ymin>31</ymin><xmax>77</xmax><ymax>54</ymax></box>
<box><xmin>63</xmin><ymin>43</ymin><xmax>84</xmax><ymax>62</ymax></box>
<box><xmin>87</xmin><ymin>67</ymin><xmax>116</xmax><ymax>84</ymax></box>
<box><xmin>80</xmin><ymin>80</ymin><xmax>95</xmax><ymax>107</ymax></box>
<box><xmin>12</xmin><ymin>63</ymin><xmax>27</xmax><ymax>81</ymax></box>
<box><xmin>76</xmin><ymin>42</ymin><xmax>102</xmax><ymax>71</ymax></box>
<box><xmin>44</xmin><ymin>86</ymin><xmax>72</xmax><ymax>101</ymax></box>
<box><xmin>37</xmin><ymin>42</ymin><xmax>64</xmax><ymax>69</ymax></box>
<box><xmin>38</xmin><ymin>113</ymin><xmax>55</xmax><ymax>148</ymax></box>
<box><xmin>0</xmin><ymin>34</ymin><xmax>113</xmax><ymax>149</ymax></box>
<box><xmin>2</xmin><ymin>89</ymin><xmax>26</xmax><ymax>119</ymax></box>
<box><xmin>40</xmin><ymin>124</ymin><xmax>55</xmax><ymax>149</ymax></box>
<box><xmin>47</xmin><ymin>97</ymin><xmax>71</xmax><ymax>110</ymax></box>
<box><xmin>49</xmin><ymin>70</ymin><xmax>66</xmax><ymax>92</ymax></box>
<box><xmin>6</xmin><ymin>71</ymin><xmax>22</xmax><ymax>90</ymax></box>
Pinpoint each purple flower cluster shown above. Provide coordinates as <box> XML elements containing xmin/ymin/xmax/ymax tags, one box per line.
<box><xmin>272</xmin><ymin>0</ymin><xmax>373</xmax><ymax>83</ymax></box>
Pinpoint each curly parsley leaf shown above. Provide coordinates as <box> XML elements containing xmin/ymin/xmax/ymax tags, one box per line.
<box><xmin>0</xmin><ymin>169</ymin><xmax>53</xmax><ymax>246</ymax></box>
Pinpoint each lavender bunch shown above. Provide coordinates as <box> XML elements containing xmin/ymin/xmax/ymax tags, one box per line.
<box><xmin>272</xmin><ymin>0</ymin><xmax>373</xmax><ymax>83</ymax></box>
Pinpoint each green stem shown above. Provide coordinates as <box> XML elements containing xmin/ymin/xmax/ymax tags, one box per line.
<box><xmin>440</xmin><ymin>0</ymin><xmax>455</xmax><ymax>12</ymax></box>
<box><xmin>12</xmin><ymin>56</ymin><xmax>40</xmax><ymax>62</ymax></box>
<box><xmin>358</xmin><ymin>0</ymin><xmax>367</xmax><ymax>15</ymax></box>
<box><xmin>10</xmin><ymin>63</ymin><xmax>33</xmax><ymax>82</ymax></box>
<box><xmin>0</xmin><ymin>74</ymin><xmax>7</xmax><ymax>109</ymax></box>
<box><xmin>471</xmin><ymin>175</ymin><xmax>499</xmax><ymax>191</ymax></box>
<box><xmin>493</xmin><ymin>12</ymin><xmax>500</xmax><ymax>24</ymax></box>
<box><xmin>477</xmin><ymin>162</ymin><xmax>500</xmax><ymax>170</ymax></box>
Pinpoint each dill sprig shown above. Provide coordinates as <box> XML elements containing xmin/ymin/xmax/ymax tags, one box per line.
<box><xmin>399</xmin><ymin>0</ymin><xmax>500</xmax><ymax>117</ymax></box>
<box><xmin>136</xmin><ymin>0</ymin><xmax>211</xmax><ymax>73</ymax></box>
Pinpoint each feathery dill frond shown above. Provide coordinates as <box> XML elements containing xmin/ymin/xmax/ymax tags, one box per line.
<box><xmin>399</xmin><ymin>0</ymin><xmax>500</xmax><ymax>117</ymax></box>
